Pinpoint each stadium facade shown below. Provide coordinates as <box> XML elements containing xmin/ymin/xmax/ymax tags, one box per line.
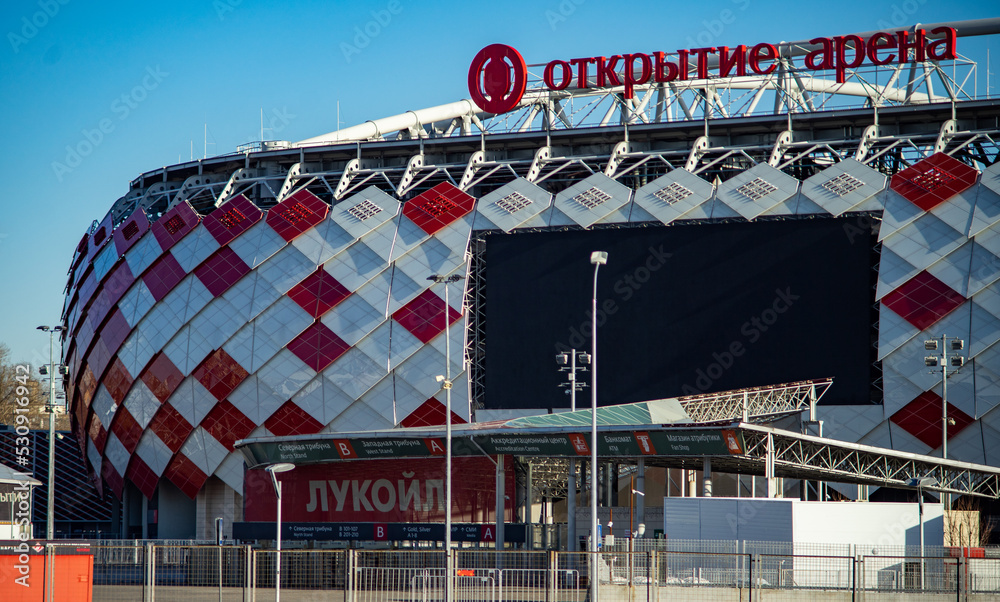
<box><xmin>59</xmin><ymin>19</ymin><xmax>1000</xmax><ymax>539</ymax></box>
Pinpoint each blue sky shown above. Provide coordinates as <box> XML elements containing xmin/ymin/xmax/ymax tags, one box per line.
<box><xmin>0</xmin><ymin>0</ymin><xmax>996</xmax><ymax>367</ymax></box>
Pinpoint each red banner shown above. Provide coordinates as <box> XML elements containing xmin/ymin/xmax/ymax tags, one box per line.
<box><xmin>244</xmin><ymin>457</ymin><xmax>513</xmax><ymax>523</ymax></box>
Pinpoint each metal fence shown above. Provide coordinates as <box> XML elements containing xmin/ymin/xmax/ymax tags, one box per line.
<box><xmin>13</xmin><ymin>540</ymin><xmax>1000</xmax><ymax>601</ymax></box>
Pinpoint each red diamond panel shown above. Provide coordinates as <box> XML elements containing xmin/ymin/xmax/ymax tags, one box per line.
<box><xmin>141</xmin><ymin>352</ymin><xmax>183</xmax><ymax>402</ymax></box>
<box><xmin>193</xmin><ymin>348</ymin><xmax>249</xmax><ymax>401</ymax></box>
<box><xmin>88</xmin><ymin>291</ymin><xmax>112</xmax><ymax>331</ymax></box>
<box><xmin>77</xmin><ymin>271</ymin><xmax>97</xmax><ymax>310</ymax></box>
<box><xmin>126</xmin><ymin>456</ymin><xmax>159</xmax><ymax>499</ymax></box>
<box><xmin>88</xmin><ymin>338</ymin><xmax>111</xmax><ymax>384</ymax></box>
<box><xmin>164</xmin><ymin>453</ymin><xmax>209</xmax><ymax>499</ymax></box>
<box><xmin>264</xmin><ymin>401</ymin><xmax>324</xmax><ymax>437</ymax></box>
<box><xmin>203</xmin><ymin>194</ymin><xmax>263</xmax><ymax>246</ymax></box>
<box><xmin>89</xmin><ymin>214</ymin><xmax>114</xmax><ymax>258</ymax></box>
<box><xmin>103</xmin><ymin>261</ymin><xmax>136</xmax><ymax>308</ymax></box>
<box><xmin>402</xmin><ymin>182</ymin><xmax>475</xmax><ymax>236</ymax></box>
<box><xmin>143</xmin><ymin>253</ymin><xmax>187</xmax><ymax>302</ymax></box>
<box><xmin>400</xmin><ymin>397</ymin><xmax>469</xmax><ymax>428</ymax></box>
<box><xmin>201</xmin><ymin>400</ymin><xmax>256</xmax><ymax>451</ymax></box>
<box><xmin>111</xmin><ymin>408</ymin><xmax>143</xmax><ymax>454</ymax></box>
<box><xmin>148</xmin><ymin>403</ymin><xmax>193</xmax><ymax>453</ymax></box>
<box><xmin>266</xmin><ymin>189</ymin><xmax>330</xmax><ymax>242</ymax></box>
<box><xmin>392</xmin><ymin>289</ymin><xmax>463</xmax><ymax>344</ymax></box>
<box><xmin>79</xmin><ymin>365</ymin><xmax>97</xmax><ymax>407</ymax></box>
<box><xmin>88</xmin><ymin>412</ymin><xmax>107</xmax><ymax>453</ymax></box>
<box><xmin>195</xmin><ymin>246</ymin><xmax>250</xmax><ymax>297</ymax></box>
<box><xmin>287</xmin><ymin>322</ymin><xmax>350</xmax><ymax>372</ymax></box>
<box><xmin>101</xmin><ymin>308</ymin><xmax>132</xmax><ymax>357</ymax></box>
<box><xmin>152</xmin><ymin>201</ymin><xmax>199</xmax><ymax>253</ymax></box>
<box><xmin>287</xmin><ymin>268</ymin><xmax>351</xmax><ymax>318</ymax></box>
<box><xmin>890</xmin><ymin>390</ymin><xmax>974</xmax><ymax>448</ymax></box>
<box><xmin>890</xmin><ymin>152</ymin><xmax>979</xmax><ymax>211</ymax></box>
<box><xmin>882</xmin><ymin>271</ymin><xmax>965</xmax><ymax>330</ymax></box>
<box><xmin>104</xmin><ymin>358</ymin><xmax>133</xmax><ymax>405</ymax></box>
<box><xmin>101</xmin><ymin>458</ymin><xmax>124</xmax><ymax>498</ymax></box>
<box><xmin>114</xmin><ymin>209</ymin><xmax>150</xmax><ymax>256</ymax></box>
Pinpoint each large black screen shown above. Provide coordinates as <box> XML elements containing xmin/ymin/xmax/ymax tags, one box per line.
<box><xmin>482</xmin><ymin>217</ymin><xmax>876</xmax><ymax>410</ymax></box>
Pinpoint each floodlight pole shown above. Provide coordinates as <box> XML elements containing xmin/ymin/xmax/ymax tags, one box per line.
<box><xmin>925</xmin><ymin>334</ymin><xmax>965</xmax><ymax>510</ymax></box>
<box><xmin>37</xmin><ymin>325</ymin><xmax>63</xmax><ymax>540</ymax></box>
<box><xmin>589</xmin><ymin>251</ymin><xmax>607</xmax><ymax>601</ymax></box>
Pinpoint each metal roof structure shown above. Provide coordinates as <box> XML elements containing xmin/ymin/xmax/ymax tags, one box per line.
<box><xmin>237</xmin><ymin>378</ymin><xmax>1000</xmax><ymax>499</ymax></box>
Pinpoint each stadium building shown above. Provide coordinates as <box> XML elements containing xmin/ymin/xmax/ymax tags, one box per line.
<box><xmin>59</xmin><ymin>19</ymin><xmax>1000</xmax><ymax>540</ymax></box>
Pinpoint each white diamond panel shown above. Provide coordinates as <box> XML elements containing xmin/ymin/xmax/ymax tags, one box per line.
<box><xmin>634</xmin><ymin>170</ymin><xmax>715</xmax><ymax>225</ymax></box>
<box><xmin>553</xmin><ymin>173</ymin><xmax>631</xmax><ymax>229</ymax></box>
<box><xmin>181</xmin><ymin>427</ymin><xmax>229</xmax><ymax>476</ymax></box>
<box><xmin>256</xmin><ymin>348</ymin><xmax>315</xmax><ymax>399</ymax></box>
<box><xmin>801</xmin><ymin>159</ymin><xmax>887</xmax><ymax>216</ymax></box>
<box><xmin>124</xmin><ymin>234</ymin><xmax>163</xmax><ymax>277</ymax></box>
<box><xmin>331</xmin><ymin>187</ymin><xmax>400</xmax><ymax>240</ymax></box>
<box><xmin>482</xmin><ymin>179</ymin><xmax>550</xmax><ymax>228</ymax></box>
<box><xmin>135</xmin><ymin>431</ymin><xmax>172</xmax><ymax>476</ymax></box>
<box><xmin>214</xmin><ymin>453</ymin><xmax>245</xmax><ymax>495</ymax></box>
<box><xmin>117</xmin><ymin>281</ymin><xmax>156</xmax><ymax>328</ymax></box>
<box><xmin>166</xmin><ymin>378</ymin><xmax>215</xmax><ymax>427</ymax></box>
<box><xmin>170</xmin><ymin>226</ymin><xmax>220</xmax><ymax>273</ymax></box>
<box><xmin>227</xmin><ymin>374</ymin><xmax>287</xmax><ymax>425</ymax></box>
<box><xmin>292</xmin><ymin>375</ymin><xmax>354</xmax><ymax>426</ymax></box>
<box><xmin>104</xmin><ymin>434</ymin><xmax>130</xmax><ymax>476</ymax></box>
<box><xmin>323</xmin><ymin>346</ymin><xmax>386</xmax><ymax>400</ymax></box>
<box><xmin>322</xmin><ymin>294</ymin><xmax>385</xmax><ymax>346</ymax></box>
<box><xmin>123</xmin><ymin>380</ymin><xmax>160</xmax><ymax>429</ymax></box>
<box><xmin>716</xmin><ymin>163</ymin><xmax>798</xmax><ymax>220</ymax></box>
<box><xmin>325</xmin><ymin>243</ymin><xmax>389</xmax><ymax>292</ymax></box>
<box><xmin>291</xmin><ymin>218</ymin><xmax>354</xmax><ymax>266</ymax></box>
<box><xmin>229</xmin><ymin>220</ymin><xmax>287</xmax><ymax>269</ymax></box>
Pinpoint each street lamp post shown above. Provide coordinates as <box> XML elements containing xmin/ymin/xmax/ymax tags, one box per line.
<box><xmin>37</xmin><ymin>324</ymin><xmax>64</xmax><ymax>540</ymax></box>
<box><xmin>589</xmin><ymin>251</ymin><xmax>607</xmax><ymax>600</ymax></box>
<box><xmin>266</xmin><ymin>463</ymin><xmax>296</xmax><ymax>602</ymax></box>
<box><xmin>429</xmin><ymin>273</ymin><xmax>463</xmax><ymax>602</ymax></box>
<box><xmin>908</xmin><ymin>476</ymin><xmax>939</xmax><ymax>592</ymax></box>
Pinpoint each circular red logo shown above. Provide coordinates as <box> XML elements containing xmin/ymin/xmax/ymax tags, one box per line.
<box><xmin>468</xmin><ymin>44</ymin><xmax>526</xmax><ymax>114</ymax></box>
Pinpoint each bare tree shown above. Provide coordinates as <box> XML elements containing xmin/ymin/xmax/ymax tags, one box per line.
<box><xmin>0</xmin><ymin>343</ymin><xmax>57</xmax><ymax>430</ymax></box>
<box><xmin>945</xmin><ymin>496</ymin><xmax>995</xmax><ymax>549</ymax></box>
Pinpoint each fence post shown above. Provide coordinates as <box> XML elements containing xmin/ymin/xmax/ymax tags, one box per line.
<box><xmin>956</xmin><ymin>553</ymin><xmax>964</xmax><ymax>602</ymax></box>
<box><xmin>346</xmin><ymin>549</ymin><xmax>355</xmax><ymax>602</ymax></box>
<box><xmin>546</xmin><ymin>549</ymin><xmax>555</xmax><ymax>602</ymax></box>
<box><xmin>749</xmin><ymin>553</ymin><xmax>755</xmax><ymax>602</ymax></box>
<box><xmin>248</xmin><ymin>546</ymin><xmax>256</xmax><ymax>602</ymax></box>
<box><xmin>44</xmin><ymin>544</ymin><xmax>54</xmax><ymax>602</ymax></box>
<box><xmin>145</xmin><ymin>542</ymin><xmax>155</xmax><ymax>602</ymax></box>
<box><xmin>646</xmin><ymin>550</ymin><xmax>653</xmax><ymax>602</ymax></box>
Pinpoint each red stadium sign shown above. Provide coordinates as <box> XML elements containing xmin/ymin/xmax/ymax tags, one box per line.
<box><xmin>244</xmin><ymin>457</ymin><xmax>513</xmax><ymax>524</ymax></box>
<box><xmin>468</xmin><ymin>27</ymin><xmax>956</xmax><ymax>112</ymax></box>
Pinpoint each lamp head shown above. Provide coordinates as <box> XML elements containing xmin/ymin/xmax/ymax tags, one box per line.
<box><xmin>590</xmin><ymin>251</ymin><xmax>608</xmax><ymax>265</ymax></box>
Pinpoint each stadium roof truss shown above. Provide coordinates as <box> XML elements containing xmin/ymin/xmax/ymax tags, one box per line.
<box><xmin>102</xmin><ymin>18</ymin><xmax>1000</xmax><ymax>227</ymax></box>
